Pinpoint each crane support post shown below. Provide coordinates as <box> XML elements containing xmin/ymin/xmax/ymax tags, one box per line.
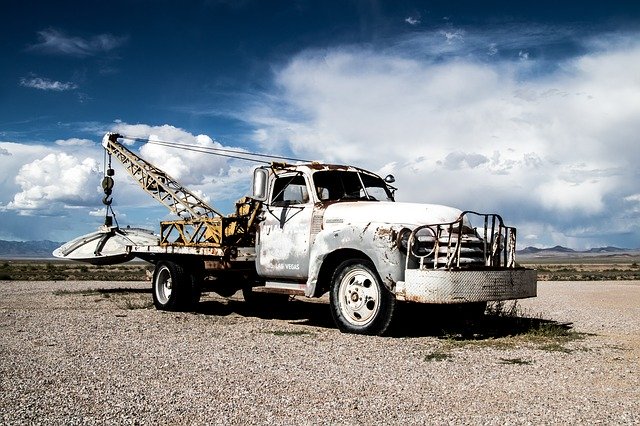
<box><xmin>101</xmin><ymin>133</ymin><xmax>221</xmax><ymax>218</ymax></box>
<box><xmin>159</xmin><ymin>198</ymin><xmax>260</xmax><ymax>247</ymax></box>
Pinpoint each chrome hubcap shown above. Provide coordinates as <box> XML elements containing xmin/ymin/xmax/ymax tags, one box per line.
<box><xmin>156</xmin><ymin>266</ymin><xmax>172</xmax><ymax>304</ymax></box>
<box><xmin>339</xmin><ymin>267</ymin><xmax>380</xmax><ymax>326</ymax></box>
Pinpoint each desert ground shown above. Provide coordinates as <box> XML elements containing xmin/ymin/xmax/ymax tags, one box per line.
<box><xmin>1</xmin><ymin>275</ymin><xmax>638</xmax><ymax>424</ymax></box>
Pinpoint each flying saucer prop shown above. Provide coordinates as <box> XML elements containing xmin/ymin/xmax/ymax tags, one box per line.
<box><xmin>53</xmin><ymin>226</ymin><xmax>158</xmax><ymax>265</ymax></box>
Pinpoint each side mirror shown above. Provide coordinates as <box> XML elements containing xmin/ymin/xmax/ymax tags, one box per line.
<box><xmin>384</xmin><ymin>174</ymin><xmax>395</xmax><ymax>184</ymax></box>
<box><xmin>252</xmin><ymin>168</ymin><xmax>269</xmax><ymax>201</ymax></box>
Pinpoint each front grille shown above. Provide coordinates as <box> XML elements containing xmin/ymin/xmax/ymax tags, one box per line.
<box><xmin>402</xmin><ymin>212</ymin><xmax>517</xmax><ymax>271</ymax></box>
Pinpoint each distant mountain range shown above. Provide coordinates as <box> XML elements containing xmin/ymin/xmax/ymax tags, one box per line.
<box><xmin>0</xmin><ymin>240</ymin><xmax>63</xmax><ymax>258</ymax></box>
<box><xmin>516</xmin><ymin>245</ymin><xmax>638</xmax><ymax>257</ymax></box>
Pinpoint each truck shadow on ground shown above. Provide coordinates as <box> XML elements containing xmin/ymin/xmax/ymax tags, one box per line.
<box><xmin>195</xmin><ymin>297</ymin><xmax>336</xmax><ymax>330</ymax></box>
<box><xmin>194</xmin><ymin>296</ymin><xmax>573</xmax><ymax>340</ymax></box>
<box><xmin>393</xmin><ymin>302</ymin><xmax>574</xmax><ymax>340</ymax></box>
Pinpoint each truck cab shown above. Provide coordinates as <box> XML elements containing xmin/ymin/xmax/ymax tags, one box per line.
<box><xmin>253</xmin><ymin>163</ymin><xmax>394</xmax><ymax>281</ymax></box>
<box><xmin>251</xmin><ymin>163</ymin><xmax>537</xmax><ymax>335</ymax></box>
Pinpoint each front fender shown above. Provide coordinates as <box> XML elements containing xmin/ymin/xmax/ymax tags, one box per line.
<box><xmin>305</xmin><ymin>223</ymin><xmax>405</xmax><ymax>297</ymax></box>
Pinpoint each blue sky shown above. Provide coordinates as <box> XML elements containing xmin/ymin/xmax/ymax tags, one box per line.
<box><xmin>1</xmin><ymin>1</ymin><xmax>639</xmax><ymax>249</ymax></box>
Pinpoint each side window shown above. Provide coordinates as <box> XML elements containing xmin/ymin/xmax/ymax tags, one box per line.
<box><xmin>271</xmin><ymin>175</ymin><xmax>309</xmax><ymax>206</ymax></box>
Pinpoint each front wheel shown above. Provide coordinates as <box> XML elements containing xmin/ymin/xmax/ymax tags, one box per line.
<box><xmin>329</xmin><ymin>259</ymin><xmax>396</xmax><ymax>335</ymax></box>
<box><xmin>152</xmin><ymin>261</ymin><xmax>200</xmax><ymax>311</ymax></box>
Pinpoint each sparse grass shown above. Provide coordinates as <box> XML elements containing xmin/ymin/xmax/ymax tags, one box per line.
<box><xmin>424</xmin><ymin>351</ymin><xmax>452</xmax><ymax>362</ymax></box>
<box><xmin>0</xmin><ymin>260</ymin><xmax>151</xmax><ymax>281</ymax></box>
<box><xmin>53</xmin><ymin>289</ymin><xmax>102</xmax><ymax>296</ymax></box>
<box><xmin>522</xmin><ymin>259</ymin><xmax>640</xmax><ymax>281</ymax></box>
<box><xmin>438</xmin><ymin>301</ymin><xmax>588</xmax><ymax>353</ymax></box>
<box><xmin>538</xmin><ymin>343</ymin><xmax>573</xmax><ymax>353</ymax></box>
<box><xmin>499</xmin><ymin>357</ymin><xmax>533</xmax><ymax>365</ymax></box>
<box><xmin>117</xmin><ymin>298</ymin><xmax>153</xmax><ymax>310</ymax></box>
<box><xmin>54</xmin><ymin>287</ymin><xmax>153</xmax><ymax>310</ymax></box>
<box><xmin>267</xmin><ymin>330</ymin><xmax>315</xmax><ymax>337</ymax></box>
<box><xmin>604</xmin><ymin>343</ymin><xmax>629</xmax><ymax>351</ymax></box>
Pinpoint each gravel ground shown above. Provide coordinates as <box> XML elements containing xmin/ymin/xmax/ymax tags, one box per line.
<box><xmin>1</xmin><ymin>280</ymin><xmax>638</xmax><ymax>425</ymax></box>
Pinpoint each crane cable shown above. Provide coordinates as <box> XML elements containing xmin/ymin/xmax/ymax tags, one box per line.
<box><xmin>118</xmin><ymin>135</ymin><xmax>312</xmax><ymax>164</ymax></box>
<box><xmin>99</xmin><ymin>134</ymin><xmax>310</xmax><ymax>224</ymax></box>
<box><xmin>101</xmin><ymin>148</ymin><xmax>119</xmax><ymax>227</ymax></box>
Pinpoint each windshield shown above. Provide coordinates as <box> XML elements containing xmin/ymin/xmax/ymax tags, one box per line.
<box><xmin>312</xmin><ymin>170</ymin><xmax>394</xmax><ymax>202</ymax></box>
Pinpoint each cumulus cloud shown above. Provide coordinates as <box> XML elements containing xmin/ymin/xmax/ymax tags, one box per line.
<box><xmin>55</xmin><ymin>138</ymin><xmax>94</xmax><ymax>147</ymax></box>
<box><xmin>2</xmin><ymin>123</ymin><xmax>256</xmax><ymax>234</ymax></box>
<box><xmin>438</xmin><ymin>152</ymin><xmax>490</xmax><ymax>169</ymax></box>
<box><xmin>244</xmin><ymin>30</ymin><xmax>640</xmax><ymax>248</ymax></box>
<box><xmin>19</xmin><ymin>76</ymin><xmax>77</xmax><ymax>91</ymax></box>
<box><xmin>110</xmin><ymin>124</ymin><xmax>228</xmax><ymax>183</ymax></box>
<box><xmin>27</xmin><ymin>28</ymin><xmax>127</xmax><ymax>57</ymax></box>
<box><xmin>109</xmin><ymin>123</ymin><xmax>254</xmax><ymax>212</ymax></box>
<box><xmin>7</xmin><ymin>153</ymin><xmax>101</xmax><ymax>213</ymax></box>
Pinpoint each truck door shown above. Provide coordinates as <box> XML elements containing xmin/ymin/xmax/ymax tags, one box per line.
<box><xmin>256</xmin><ymin>173</ymin><xmax>314</xmax><ymax>280</ymax></box>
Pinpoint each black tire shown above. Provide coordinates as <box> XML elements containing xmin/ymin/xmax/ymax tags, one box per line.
<box><xmin>329</xmin><ymin>259</ymin><xmax>396</xmax><ymax>335</ymax></box>
<box><xmin>152</xmin><ymin>261</ymin><xmax>200</xmax><ymax>311</ymax></box>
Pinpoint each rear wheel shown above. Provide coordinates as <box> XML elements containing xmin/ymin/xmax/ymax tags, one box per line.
<box><xmin>152</xmin><ymin>261</ymin><xmax>200</xmax><ymax>311</ymax></box>
<box><xmin>329</xmin><ymin>259</ymin><xmax>396</xmax><ymax>335</ymax></box>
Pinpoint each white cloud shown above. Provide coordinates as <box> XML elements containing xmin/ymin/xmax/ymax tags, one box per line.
<box><xmin>405</xmin><ymin>16</ymin><xmax>420</xmax><ymax>26</ymax></box>
<box><xmin>438</xmin><ymin>152</ymin><xmax>490</xmax><ymax>170</ymax></box>
<box><xmin>55</xmin><ymin>138</ymin><xmax>94</xmax><ymax>147</ymax></box>
<box><xmin>442</xmin><ymin>29</ymin><xmax>464</xmax><ymax>43</ymax></box>
<box><xmin>88</xmin><ymin>208</ymin><xmax>107</xmax><ymax>217</ymax></box>
<box><xmin>109</xmin><ymin>123</ymin><xmax>254</xmax><ymax>213</ymax></box>
<box><xmin>1</xmin><ymin>123</ymin><xmax>255</xmax><ymax>235</ymax></box>
<box><xmin>0</xmin><ymin>143</ymin><xmax>56</xmax><ymax>200</ymax></box>
<box><xmin>19</xmin><ymin>76</ymin><xmax>77</xmax><ymax>91</ymax></box>
<box><xmin>27</xmin><ymin>28</ymin><xmax>127</xmax><ymax>57</ymax></box>
<box><xmin>7</xmin><ymin>153</ymin><xmax>101</xmax><ymax>213</ymax></box>
<box><xmin>244</xmin><ymin>31</ymin><xmax>640</xmax><ymax>248</ymax></box>
<box><xmin>110</xmin><ymin>123</ymin><xmax>230</xmax><ymax>183</ymax></box>
<box><xmin>534</xmin><ymin>178</ymin><xmax>611</xmax><ymax>214</ymax></box>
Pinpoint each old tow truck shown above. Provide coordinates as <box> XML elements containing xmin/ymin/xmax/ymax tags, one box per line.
<box><xmin>55</xmin><ymin>133</ymin><xmax>537</xmax><ymax>335</ymax></box>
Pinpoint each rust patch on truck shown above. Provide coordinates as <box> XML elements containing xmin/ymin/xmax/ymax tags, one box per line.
<box><xmin>375</xmin><ymin>227</ymin><xmax>394</xmax><ymax>239</ymax></box>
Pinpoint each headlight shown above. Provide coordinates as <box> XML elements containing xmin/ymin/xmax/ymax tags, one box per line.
<box><xmin>396</xmin><ymin>228</ymin><xmax>412</xmax><ymax>253</ymax></box>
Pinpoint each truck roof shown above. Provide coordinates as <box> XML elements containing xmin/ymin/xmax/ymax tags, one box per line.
<box><xmin>268</xmin><ymin>162</ymin><xmax>383</xmax><ymax>178</ymax></box>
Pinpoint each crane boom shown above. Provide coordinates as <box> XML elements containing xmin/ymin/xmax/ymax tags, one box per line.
<box><xmin>102</xmin><ymin>133</ymin><xmax>221</xmax><ymax>219</ymax></box>
<box><xmin>100</xmin><ymin>133</ymin><xmax>259</xmax><ymax>249</ymax></box>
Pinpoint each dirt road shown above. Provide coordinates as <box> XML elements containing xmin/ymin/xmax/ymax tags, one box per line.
<box><xmin>1</xmin><ymin>280</ymin><xmax>638</xmax><ymax>424</ymax></box>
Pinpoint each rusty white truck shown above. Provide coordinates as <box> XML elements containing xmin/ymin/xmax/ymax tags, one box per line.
<box><xmin>55</xmin><ymin>133</ymin><xmax>537</xmax><ymax>335</ymax></box>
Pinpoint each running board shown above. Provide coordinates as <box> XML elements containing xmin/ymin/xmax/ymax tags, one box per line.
<box><xmin>259</xmin><ymin>281</ymin><xmax>306</xmax><ymax>296</ymax></box>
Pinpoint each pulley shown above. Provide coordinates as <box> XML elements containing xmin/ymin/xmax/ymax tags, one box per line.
<box><xmin>101</xmin><ymin>175</ymin><xmax>114</xmax><ymax>193</ymax></box>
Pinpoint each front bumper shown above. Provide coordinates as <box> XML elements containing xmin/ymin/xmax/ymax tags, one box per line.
<box><xmin>395</xmin><ymin>268</ymin><xmax>537</xmax><ymax>303</ymax></box>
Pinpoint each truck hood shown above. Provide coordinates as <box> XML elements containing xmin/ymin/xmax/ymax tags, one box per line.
<box><xmin>322</xmin><ymin>201</ymin><xmax>463</xmax><ymax>228</ymax></box>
